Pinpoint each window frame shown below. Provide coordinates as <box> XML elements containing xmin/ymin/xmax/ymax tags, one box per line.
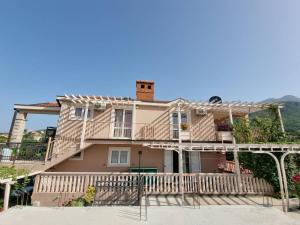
<box><xmin>70</xmin><ymin>104</ymin><xmax>94</xmax><ymax>120</ymax></box>
<box><xmin>107</xmin><ymin>147</ymin><xmax>131</xmax><ymax>167</ymax></box>
<box><xmin>69</xmin><ymin>151</ymin><xmax>84</xmax><ymax>160</ymax></box>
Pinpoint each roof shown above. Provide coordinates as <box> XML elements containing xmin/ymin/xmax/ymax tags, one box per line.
<box><xmin>27</xmin><ymin>102</ymin><xmax>60</xmax><ymax>107</ymax></box>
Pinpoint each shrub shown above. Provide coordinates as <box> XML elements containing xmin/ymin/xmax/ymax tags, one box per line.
<box><xmin>83</xmin><ymin>186</ymin><xmax>96</xmax><ymax>205</ymax></box>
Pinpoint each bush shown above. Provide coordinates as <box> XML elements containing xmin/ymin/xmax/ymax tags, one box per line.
<box><xmin>83</xmin><ymin>186</ymin><xmax>96</xmax><ymax>204</ymax></box>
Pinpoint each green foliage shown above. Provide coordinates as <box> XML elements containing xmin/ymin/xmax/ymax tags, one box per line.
<box><xmin>0</xmin><ymin>135</ymin><xmax>7</xmax><ymax>143</ymax></box>
<box><xmin>233</xmin><ymin>106</ymin><xmax>298</xmax><ymax>193</ymax></box>
<box><xmin>83</xmin><ymin>186</ymin><xmax>96</xmax><ymax>204</ymax></box>
<box><xmin>67</xmin><ymin>186</ymin><xmax>96</xmax><ymax>207</ymax></box>
<box><xmin>0</xmin><ymin>166</ymin><xmax>28</xmax><ymax>180</ymax></box>
<box><xmin>69</xmin><ymin>198</ymin><xmax>85</xmax><ymax>207</ymax></box>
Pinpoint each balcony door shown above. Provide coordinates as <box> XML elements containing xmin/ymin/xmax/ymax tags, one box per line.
<box><xmin>172</xmin><ymin>112</ymin><xmax>188</xmax><ymax>139</ymax></box>
<box><xmin>113</xmin><ymin>109</ymin><xmax>132</xmax><ymax>138</ymax></box>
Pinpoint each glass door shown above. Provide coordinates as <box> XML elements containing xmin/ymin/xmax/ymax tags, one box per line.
<box><xmin>172</xmin><ymin>112</ymin><xmax>188</xmax><ymax>139</ymax></box>
<box><xmin>113</xmin><ymin>109</ymin><xmax>132</xmax><ymax>138</ymax></box>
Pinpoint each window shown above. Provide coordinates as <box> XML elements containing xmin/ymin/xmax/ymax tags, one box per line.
<box><xmin>148</xmin><ymin>85</ymin><xmax>151</xmax><ymax>89</ymax></box>
<box><xmin>141</xmin><ymin>84</ymin><xmax>145</xmax><ymax>88</ymax></box>
<box><xmin>108</xmin><ymin>147</ymin><xmax>130</xmax><ymax>166</ymax></box>
<box><xmin>72</xmin><ymin>107</ymin><xmax>92</xmax><ymax>120</ymax></box>
<box><xmin>69</xmin><ymin>151</ymin><xmax>84</xmax><ymax>160</ymax></box>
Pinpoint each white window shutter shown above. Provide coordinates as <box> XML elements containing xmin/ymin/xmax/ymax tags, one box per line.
<box><xmin>190</xmin><ymin>151</ymin><xmax>201</xmax><ymax>172</ymax></box>
<box><xmin>164</xmin><ymin>151</ymin><xmax>173</xmax><ymax>173</ymax></box>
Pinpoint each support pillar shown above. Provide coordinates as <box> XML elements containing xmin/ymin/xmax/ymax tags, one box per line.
<box><xmin>177</xmin><ymin>104</ymin><xmax>184</xmax><ymax>206</ymax></box>
<box><xmin>280</xmin><ymin>151</ymin><xmax>300</xmax><ymax>212</ymax></box>
<box><xmin>254</xmin><ymin>152</ymin><xmax>286</xmax><ymax>212</ymax></box>
<box><xmin>80</xmin><ymin>102</ymin><xmax>89</xmax><ymax>149</ymax></box>
<box><xmin>277</xmin><ymin>107</ymin><xmax>285</xmax><ymax>135</ymax></box>
<box><xmin>3</xmin><ymin>181</ymin><xmax>12</xmax><ymax>211</ymax></box>
<box><xmin>229</xmin><ymin>107</ymin><xmax>242</xmax><ymax>192</ymax></box>
<box><xmin>8</xmin><ymin>111</ymin><xmax>27</xmax><ymax>143</ymax></box>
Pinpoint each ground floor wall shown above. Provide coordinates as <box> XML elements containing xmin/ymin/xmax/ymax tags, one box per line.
<box><xmin>48</xmin><ymin>144</ymin><xmax>226</xmax><ymax>173</ymax></box>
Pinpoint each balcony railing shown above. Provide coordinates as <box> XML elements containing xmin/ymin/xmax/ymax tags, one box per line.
<box><xmin>0</xmin><ymin>142</ymin><xmax>48</xmax><ymax>163</ymax></box>
<box><xmin>85</xmin><ymin>121</ymin><xmax>219</xmax><ymax>142</ymax></box>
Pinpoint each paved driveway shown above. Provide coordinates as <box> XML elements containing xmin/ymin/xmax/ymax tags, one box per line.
<box><xmin>0</xmin><ymin>205</ymin><xmax>299</xmax><ymax>225</ymax></box>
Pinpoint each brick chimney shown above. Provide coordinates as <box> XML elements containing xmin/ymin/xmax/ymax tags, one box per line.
<box><xmin>136</xmin><ymin>80</ymin><xmax>154</xmax><ymax>101</ymax></box>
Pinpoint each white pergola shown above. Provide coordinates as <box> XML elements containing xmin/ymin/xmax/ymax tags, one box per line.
<box><xmin>143</xmin><ymin>141</ymin><xmax>300</xmax><ymax>212</ymax></box>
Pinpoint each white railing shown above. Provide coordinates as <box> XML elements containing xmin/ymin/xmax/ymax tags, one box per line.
<box><xmin>84</xmin><ymin>121</ymin><xmax>218</xmax><ymax>142</ymax></box>
<box><xmin>33</xmin><ymin>172</ymin><xmax>274</xmax><ymax>195</ymax></box>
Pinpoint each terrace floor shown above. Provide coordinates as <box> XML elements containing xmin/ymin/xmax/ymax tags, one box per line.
<box><xmin>1</xmin><ymin>196</ymin><xmax>300</xmax><ymax>225</ymax></box>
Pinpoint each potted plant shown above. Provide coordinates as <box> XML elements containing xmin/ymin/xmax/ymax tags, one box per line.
<box><xmin>292</xmin><ymin>173</ymin><xmax>300</xmax><ymax>209</ymax></box>
<box><xmin>180</xmin><ymin>123</ymin><xmax>189</xmax><ymax>131</ymax></box>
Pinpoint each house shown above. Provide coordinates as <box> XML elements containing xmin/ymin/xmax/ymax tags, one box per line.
<box><xmin>7</xmin><ymin>80</ymin><xmax>253</xmax><ymax>173</ymax></box>
<box><xmin>2</xmin><ymin>80</ymin><xmax>281</xmax><ymax>207</ymax></box>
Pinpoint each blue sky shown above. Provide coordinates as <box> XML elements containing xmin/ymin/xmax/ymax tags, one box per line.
<box><xmin>0</xmin><ymin>0</ymin><xmax>300</xmax><ymax>132</ymax></box>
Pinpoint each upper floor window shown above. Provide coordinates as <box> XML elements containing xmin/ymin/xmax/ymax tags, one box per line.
<box><xmin>70</xmin><ymin>106</ymin><xmax>92</xmax><ymax>120</ymax></box>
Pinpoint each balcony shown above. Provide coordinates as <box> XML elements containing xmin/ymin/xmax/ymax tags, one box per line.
<box><xmin>215</xmin><ymin>123</ymin><xmax>233</xmax><ymax>143</ymax></box>
<box><xmin>85</xmin><ymin>121</ymin><xmax>217</xmax><ymax>142</ymax></box>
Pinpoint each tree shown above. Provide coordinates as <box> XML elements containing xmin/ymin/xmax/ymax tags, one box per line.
<box><xmin>233</xmin><ymin>106</ymin><xmax>298</xmax><ymax>193</ymax></box>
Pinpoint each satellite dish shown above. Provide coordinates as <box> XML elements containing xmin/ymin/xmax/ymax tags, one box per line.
<box><xmin>209</xmin><ymin>96</ymin><xmax>222</xmax><ymax>104</ymax></box>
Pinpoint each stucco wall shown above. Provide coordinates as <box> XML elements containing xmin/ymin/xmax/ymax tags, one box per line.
<box><xmin>49</xmin><ymin>144</ymin><xmax>165</xmax><ymax>172</ymax></box>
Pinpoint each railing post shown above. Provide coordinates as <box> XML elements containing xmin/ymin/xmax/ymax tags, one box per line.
<box><xmin>45</xmin><ymin>137</ymin><xmax>52</xmax><ymax>163</ymax></box>
<box><xmin>33</xmin><ymin>175</ymin><xmax>41</xmax><ymax>193</ymax></box>
<box><xmin>3</xmin><ymin>181</ymin><xmax>12</xmax><ymax>211</ymax></box>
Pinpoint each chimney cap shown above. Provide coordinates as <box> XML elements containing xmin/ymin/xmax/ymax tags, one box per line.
<box><xmin>136</xmin><ymin>80</ymin><xmax>154</xmax><ymax>84</ymax></box>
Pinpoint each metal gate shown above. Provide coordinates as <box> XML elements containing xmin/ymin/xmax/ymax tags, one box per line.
<box><xmin>93</xmin><ymin>176</ymin><xmax>145</xmax><ymax>206</ymax></box>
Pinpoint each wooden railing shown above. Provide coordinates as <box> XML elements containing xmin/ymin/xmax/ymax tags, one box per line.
<box><xmin>33</xmin><ymin>172</ymin><xmax>274</xmax><ymax>195</ymax></box>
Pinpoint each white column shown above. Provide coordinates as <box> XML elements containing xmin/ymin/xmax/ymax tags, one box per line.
<box><xmin>3</xmin><ymin>181</ymin><xmax>12</xmax><ymax>211</ymax></box>
<box><xmin>277</xmin><ymin>107</ymin><xmax>285</xmax><ymax>135</ymax></box>
<box><xmin>177</xmin><ymin>105</ymin><xmax>184</xmax><ymax>205</ymax></box>
<box><xmin>229</xmin><ymin>107</ymin><xmax>242</xmax><ymax>192</ymax></box>
<box><xmin>8</xmin><ymin>111</ymin><xmax>27</xmax><ymax>143</ymax></box>
<box><xmin>131</xmin><ymin>101</ymin><xmax>136</xmax><ymax>140</ymax></box>
<box><xmin>80</xmin><ymin>102</ymin><xmax>89</xmax><ymax>149</ymax></box>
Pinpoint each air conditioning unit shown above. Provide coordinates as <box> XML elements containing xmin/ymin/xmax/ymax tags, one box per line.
<box><xmin>195</xmin><ymin>109</ymin><xmax>207</xmax><ymax>116</ymax></box>
<box><xmin>94</xmin><ymin>102</ymin><xmax>107</xmax><ymax>111</ymax></box>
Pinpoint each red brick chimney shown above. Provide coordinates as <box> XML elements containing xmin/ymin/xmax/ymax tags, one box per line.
<box><xmin>136</xmin><ymin>80</ymin><xmax>154</xmax><ymax>101</ymax></box>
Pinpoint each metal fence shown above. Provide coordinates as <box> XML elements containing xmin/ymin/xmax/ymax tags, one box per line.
<box><xmin>0</xmin><ymin>142</ymin><xmax>48</xmax><ymax>162</ymax></box>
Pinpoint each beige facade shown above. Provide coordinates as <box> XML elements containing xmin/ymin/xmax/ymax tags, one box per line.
<box><xmin>48</xmin><ymin>143</ymin><xmax>225</xmax><ymax>173</ymax></box>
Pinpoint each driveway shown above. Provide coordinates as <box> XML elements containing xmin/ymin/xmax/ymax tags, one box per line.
<box><xmin>0</xmin><ymin>205</ymin><xmax>299</xmax><ymax>225</ymax></box>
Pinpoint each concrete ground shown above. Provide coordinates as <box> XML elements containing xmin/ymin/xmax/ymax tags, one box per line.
<box><xmin>1</xmin><ymin>196</ymin><xmax>300</xmax><ymax>225</ymax></box>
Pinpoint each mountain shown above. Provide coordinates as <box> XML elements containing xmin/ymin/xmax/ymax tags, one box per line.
<box><xmin>260</xmin><ymin>95</ymin><xmax>300</xmax><ymax>136</ymax></box>
<box><xmin>262</xmin><ymin>95</ymin><xmax>300</xmax><ymax>103</ymax></box>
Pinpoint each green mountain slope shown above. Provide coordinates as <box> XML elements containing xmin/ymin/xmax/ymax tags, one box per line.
<box><xmin>252</xmin><ymin>96</ymin><xmax>300</xmax><ymax>136</ymax></box>
<box><xmin>281</xmin><ymin>101</ymin><xmax>300</xmax><ymax>136</ymax></box>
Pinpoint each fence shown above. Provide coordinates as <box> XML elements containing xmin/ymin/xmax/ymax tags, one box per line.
<box><xmin>33</xmin><ymin>172</ymin><xmax>274</xmax><ymax>196</ymax></box>
<box><xmin>0</xmin><ymin>142</ymin><xmax>48</xmax><ymax>163</ymax></box>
